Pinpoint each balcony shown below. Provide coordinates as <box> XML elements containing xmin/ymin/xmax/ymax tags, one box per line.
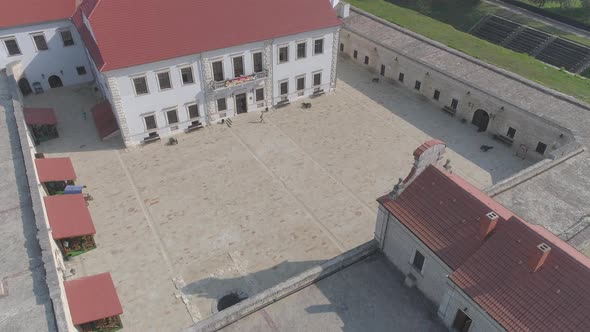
<box><xmin>209</xmin><ymin>70</ymin><xmax>268</xmax><ymax>91</ymax></box>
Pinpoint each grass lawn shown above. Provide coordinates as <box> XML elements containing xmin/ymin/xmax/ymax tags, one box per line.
<box><xmin>518</xmin><ymin>0</ymin><xmax>590</xmax><ymax>25</ymax></box>
<box><xmin>346</xmin><ymin>0</ymin><xmax>590</xmax><ymax>104</ymax></box>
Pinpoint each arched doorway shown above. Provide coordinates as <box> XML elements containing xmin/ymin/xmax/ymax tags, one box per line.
<box><xmin>472</xmin><ymin>109</ymin><xmax>490</xmax><ymax>132</ymax></box>
<box><xmin>18</xmin><ymin>78</ymin><xmax>32</xmax><ymax>96</ymax></box>
<box><xmin>48</xmin><ymin>75</ymin><xmax>63</xmax><ymax>88</ymax></box>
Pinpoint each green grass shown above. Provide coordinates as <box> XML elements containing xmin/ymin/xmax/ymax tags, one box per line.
<box><xmin>518</xmin><ymin>0</ymin><xmax>590</xmax><ymax>25</ymax></box>
<box><xmin>346</xmin><ymin>0</ymin><xmax>590</xmax><ymax>104</ymax></box>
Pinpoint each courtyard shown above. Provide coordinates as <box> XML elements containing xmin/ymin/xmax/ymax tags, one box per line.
<box><xmin>26</xmin><ymin>57</ymin><xmax>533</xmax><ymax>331</ymax></box>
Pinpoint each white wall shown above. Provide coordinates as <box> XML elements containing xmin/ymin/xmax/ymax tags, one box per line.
<box><xmin>104</xmin><ymin>54</ymin><xmax>206</xmax><ymax>144</ymax></box>
<box><xmin>0</xmin><ymin>20</ymin><xmax>93</xmax><ymax>91</ymax></box>
<box><xmin>272</xmin><ymin>26</ymin><xmax>337</xmax><ymax>103</ymax></box>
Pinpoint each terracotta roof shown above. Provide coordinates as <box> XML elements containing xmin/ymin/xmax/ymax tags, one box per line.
<box><xmin>44</xmin><ymin>194</ymin><xmax>95</xmax><ymax>240</ymax></box>
<box><xmin>23</xmin><ymin>108</ymin><xmax>57</xmax><ymax>125</ymax></box>
<box><xmin>378</xmin><ymin>165</ymin><xmax>513</xmax><ymax>270</ymax></box>
<box><xmin>450</xmin><ymin>216</ymin><xmax>590</xmax><ymax>331</ymax></box>
<box><xmin>0</xmin><ymin>0</ymin><xmax>75</xmax><ymax>28</ymax></box>
<box><xmin>76</xmin><ymin>0</ymin><xmax>341</xmax><ymax>71</ymax></box>
<box><xmin>64</xmin><ymin>272</ymin><xmax>123</xmax><ymax>325</ymax></box>
<box><xmin>413</xmin><ymin>139</ymin><xmax>445</xmax><ymax>158</ymax></box>
<box><xmin>35</xmin><ymin>157</ymin><xmax>77</xmax><ymax>182</ymax></box>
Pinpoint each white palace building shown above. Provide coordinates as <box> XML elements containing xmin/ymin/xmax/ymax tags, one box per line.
<box><xmin>1</xmin><ymin>0</ymin><xmax>343</xmax><ymax>146</ymax></box>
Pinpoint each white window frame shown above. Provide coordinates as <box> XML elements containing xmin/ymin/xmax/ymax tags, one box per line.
<box><xmin>252</xmin><ymin>51</ymin><xmax>263</xmax><ymax>73</ymax></box>
<box><xmin>59</xmin><ymin>29</ymin><xmax>75</xmax><ymax>47</ymax></box>
<box><xmin>232</xmin><ymin>55</ymin><xmax>245</xmax><ymax>78</ymax></box>
<box><xmin>179</xmin><ymin>65</ymin><xmax>195</xmax><ymax>85</ymax></box>
<box><xmin>279</xmin><ymin>79</ymin><xmax>289</xmax><ymax>96</ymax></box>
<box><xmin>278</xmin><ymin>45</ymin><xmax>289</xmax><ymax>64</ymax></box>
<box><xmin>217</xmin><ymin>97</ymin><xmax>227</xmax><ymax>112</ymax></box>
<box><xmin>211</xmin><ymin>59</ymin><xmax>225</xmax><ymax>82</ymax></box>
<box><xmin>155</xmin><ymin>69</ymin><xmax>172</xmax><ymax>91</ymax></box>
<box><xmin>296</xmin><ymin>41</ymin><xmax>307</xmax><ymax>60</ymax></box>
<box><xmin>410</xmin><ymin>249</ymin><xmax>425</xmax><ymax>274</ymax></box>
<box><xmin>30</xmin><ymin>32</ymin><xmax>48</xmax><ymax>52</ymax></box>
<box><xmin>76</xmin><ymin>66</ymin><xmax>87</xmax><ymax>76</ymax></box>
<box><xmin>131</xmin><ymin>75</ymin><xmax>149</xmax><ymax>96</ymax></box>
<box><xmin>313</xmin><ymin>37</ymin><xmax>324</xmax><ymax>56</ymax></box>
<box><xmin>164</xmin><ymin>107</ymin><xmax>179</xmax><ymax>125</ymax></box>
<box><xmin>255</xmin><ymin>87</ymin><xmax>265</xmax><ymax>102</ymax></box>
<box><xmin>312</xmin><ymin>71</ymin><xmax>322</xmax><ymax>87</ymax></box>
<box><xmin>186</xmin><ymin>103</ymin><xmax>200</xmax><ymax>119</ymax></box>
<box><xmin>2</xmin><ymin>37</ymin><xmax>21</xmax><ymax>56</ymax></box>
<box><xmin>143</xmin><ymin>113</ymin><xmax>157</xmax><ymax>131</ymax></box>
<box><xmin>296</xmin><ymin>75</ymin><xmax>306</xmax><ymax>92</ymax></box>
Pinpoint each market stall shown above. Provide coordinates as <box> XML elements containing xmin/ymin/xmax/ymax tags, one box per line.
<box><xmin>23</xmin><ymin>107</ymin><xmax>58</xmax><ymax>144</ymax></box>
<box><xmin>44</xmin><ymin>194</ymin><xmax>96</xmax><ymax>257</ymax></box>
<box><xmin>34</xmin><ymin>157</ymin><xmax>77</xmax><ymax>195</ymax></box>
<box><xmin>64</xmin><ymin>273</ymin><xmax>123</xmax><ymax>332</ymax></box>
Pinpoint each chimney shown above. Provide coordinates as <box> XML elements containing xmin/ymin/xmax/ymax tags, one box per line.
<box><xmin>480</xmin><ymin>212</ymin><xmax>499</xmax><ymax>239</ymax></box>
<box><xmin>337</xmin><ymin>2</ymin><xmax>350</xmax><ymax>18</ymax></box>
<box><xmin>528</xmin><ymin>243</ymin><xmax>551</xmax><ymax>272</ymax></box>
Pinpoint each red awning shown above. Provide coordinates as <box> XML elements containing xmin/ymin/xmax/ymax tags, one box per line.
<box><xmin>91</xmin><ymin>100</ymin><xmax>119</xmax><ymax>139</ymax></box>
<box><xmin>44</xmin><ymin>194</ymin><xmax>95</xmax><ymax>240</ymax></box>
<box><xmin>64</xmin><ymin>273</ymin><xmax>123</xmax><ymax>325</ymax></box>
<box><xmin>23</xmin><ymin>107</ymin><xmax>57</xmax><ymax>125</ymax></box>
<box><xmin>35</xmin><ymin>157</ymin><xmax>77</xmax><ymax>182</ymax></box>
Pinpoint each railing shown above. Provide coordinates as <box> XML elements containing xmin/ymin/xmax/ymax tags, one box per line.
<box><xmin>209</xmin><ymin>70</ymin><xmax>268</xmax><ymax>91</ymax></box>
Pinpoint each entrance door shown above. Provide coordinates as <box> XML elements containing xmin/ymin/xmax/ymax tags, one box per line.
<box><xmin>48</xmin><ymin>75</ymin><xmax>63</xmax><ymax>88</ymax></box>
<box><xmin>235</xmin><ymin>93</ymin><xmax>247</xmax><ymax>114</ymax></box>
<box><xmin>18</xmin><ymin>78</ymin><xmax>33</xmax><ymax>96</ymax></box>
<box><xmin>472</xmin><ymin>109</ymin><xmax>490</xmax><ymax>132</ymax></box>
<box><xmin>452</xmin><ymin>309</ymin><xmax>473</xmax><ymax>332</ymax></box>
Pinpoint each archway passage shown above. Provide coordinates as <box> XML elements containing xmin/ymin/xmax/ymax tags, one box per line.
<box><xmin>472</xmin><ymin>109</ymin><xmax>490</xmax><ymax>132</ymax></box>
<box><xmin>48</xmin><ymin>75</ymin><xmax>63</xmax><ymax>88</ymax></box>
<box><xmin>18</xmin><ymin>78</ymin><xmax>32</xmax><ymax>96</ymax></box>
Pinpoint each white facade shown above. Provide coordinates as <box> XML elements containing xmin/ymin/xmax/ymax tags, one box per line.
<box><xmin>96</xmin><ymin>26</ymin><xmax>340</xmax><ymax>146</ymax></box>
<box><xmin>0</xmin><ymin>20</ymin><xmax>93</xmax><ymax>93</ymax></box>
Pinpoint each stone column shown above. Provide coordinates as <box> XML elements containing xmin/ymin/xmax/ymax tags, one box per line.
<box><xmin>329</xmin><ymin>27</ymin><xmax>341</xmax><ymax>92</ymax></box>
<box><xmin>263</xmin><ymin>40</ymin><xmax>274</xmax><ymax>107</ymax></box>
<box><xmin>106</xmin><ymin>77</ymin><xmax>131</xmax><ymax>145</ymax></box>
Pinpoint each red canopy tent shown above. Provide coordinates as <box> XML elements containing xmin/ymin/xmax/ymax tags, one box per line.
<box><xmin>64</xmin><ymin>273</ymin><xmax>123</xmax><ymax>327</ymax></box>
<box><xmin>23</xmin><ymin>107</ymin><xmax>57</xmax><ymax>125</ymax></box>
<box><xmin>44</xmin><ymin>194</ymin><xmax>95</xmax><ymax>240</ymax></box>
<box><xmin>35</xmin><ymin>157</ymin><xmax>77</xmax><ymax>182</ymax></box>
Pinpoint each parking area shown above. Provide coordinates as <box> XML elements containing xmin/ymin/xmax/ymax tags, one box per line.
<box><xmin>26</xmin><ymin>57</ymin><xmax>533</xmax><ymax>331</ymax></box>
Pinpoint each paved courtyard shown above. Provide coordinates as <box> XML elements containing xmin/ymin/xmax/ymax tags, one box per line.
<box><xmin>26</xmin><ymin>58</ymin><xmax>533</xmax><ymax>331</ymax></box>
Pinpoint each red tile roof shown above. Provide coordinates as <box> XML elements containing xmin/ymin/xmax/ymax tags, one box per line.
<box><xmin>64</xmin><ymin>272</ymin><xmax>123</xmax><ymax>325</ymax></box>
<box><xmin>76</xmin><ymin>0</ymin><xmax>341</xmax><ymax>71</ymax></box>
<box><xmin>44</xmin><ymin>194</ymin><xmax>96</xmax><ymax>240</ymax></box>
<box><xmin>450</xmin><ymin>216</ymin><xmax>590</xmax><ymax>331</ymax></box>
<box><xmin>378</xmin><ymin>165</ymin><xmax>513</xmax><ymax>269</ymax></box>
<box><xmin>23</xmin><ymin>108</ymin><xmax>57</xmax><ymax>125</ymax></box>
<box><xmin>35</xmin><ymin>157</ymin><xmax>77</xmax><ymax>182</ymax></box>
<box><xmin>0</xmin><ymin>0</ymin><xmax>75</xmax><ymax>28</ymax></box>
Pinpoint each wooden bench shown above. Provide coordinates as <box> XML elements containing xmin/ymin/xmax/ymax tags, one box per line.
<box><xmin>143</xmin><ymin>133</ymin><xmax>160</xmax><ymax>144</ymax></box>
<box><xmin>275</xmin><ymin>98</ymin><xmax>290</xmax><ymax>108</ymax></box>
<box><xmin>441</xmin><ymin>106</ymin><xmax>457</xmax><ymax>116</ymax></box>
<box><xmin>311</xmin><ymin>88</ymin><xmax>325</xmax><ymax>97</ymax></box>
<box><xmin>185</xmin><ymin>121</ymin><xmax>204</xmax><ymax>133</ymax></box>
<box><xmin>493</xmin><ymin>134</ymin><xmax>514</xmax><ymax>146</ymax></box>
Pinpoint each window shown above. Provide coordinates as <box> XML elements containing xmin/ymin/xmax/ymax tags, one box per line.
<box><xmin>233</xmin><ymin>56</ymin><xmax>244</xmax><ymax>77</ymax></box>
<box><xmin>339</xmin><ymin>43</ymin><xmax>344</xmax><ymax>52</ymax></box>
<box><xmin>212</xmin><ymin>61</ymin><xmax>224</xmax><ymax>82</ymax></box>
<box><xmin>412</xmin><ymin>250</ymin><xmax>425</xmax><ymax>272</ymax></box>
<box><xmin>536</xmin><ymin>142</ymin><xmax>547</xmax><ymax>154</ymax></box>
<box><xmin>3</xmin><ymin>38</ymin><xmax>21</xmax><ymax>56</ymax></box>
<box><xmin>132</xmin><ymin>76</ymin><xmax>149</xmax><ymax>95</ymax></box>
<box><xmin>180</xmin><ymin>66</ymin><xmax>194</xmax><ymax>85</ymax></box>
<box><xmin>280</xmin><ymin>81</ymin><xmax>288</xmax><ymax>96</ymax></box>
<box><xmin>314</xmin><ymin>38</ymin><xmax>324</xmax><ymax>55</ymax></box>
<box><xmin>353</xmin><ymin>50</ymin><xmax>358</xmax><ymax>59</ymax></box>
<box><xmin>451</xmin><ymin>98</ymin><xmax>459</xmax><ymax>110</ymax></box>
<box><xmin>255</xmin><ymin>88</ymin><xmax>264</xmax><ymax>102</ymax></box>
<box><xmin>507</xmin><ymin>127</ymin><xmax>516</xmax><ymax>139</ymax></box>
<box><xmin>297</xmin><ymin>76</ymin><xmax>305</xmax><ymax>91</ymax></box>
<box><xmin>414</xmin><ymin>80</ymin><xmax>421</xmax><ymax>91</ymax></box>
<box><xmin>380</xmin><ymin>64</ymin><xmax>385</xmax><ymax>76</ymax></box>
<box><xmin>364</xmin><ymin>56</ymin><xmax>369</xmax><ymax>65</ymax></box>
<box><xmin>157</xmin><ymin>71</ymin><xmax>172</xmax><ymax>90</ymax></box>
<box><xmin>253</xmin><ymin>52</ymin><xmax>263</xmax><ymax>73</ymax></box>
<box><xmin>217</xmin><ymin>98</ymin><xmax>227</xmax><ymax>111</ymax></box>
<box><xmin>313</xmin><ymin>72</ymin><xmax>322</xmax><ymax>87</ymax></box>
<box><xmin>166</xmin><ymin>109</ymin><xmax>178</xmax><ymax>125</ymax></box>
<box><xmin>76</xmin><ymin>66</ymin><xmax>87</xmax><ymax>75</ymax></box>
<box><xmin>187</xmin><ymin>104</ymin><xmax>199</xmax><ymax>119</ymax></box>
<box><xmin>32</xmin><ymin>33</ymin><xmax>48</xmax><ymax>51</ymax></box>
<box><xmin>296</xmin><ymin>42</ymin><xmax>307</xmax><ymax>59</ymax></box>
<box><xmin>279</xmin><ymin>46</ymin><xmax>289</xmax><ymax>63</ymax></box>
<box><xmin>144</xmin><ymin>114</ymin><xmax>157</xmax><ymax>130</ymax></box>
<box><xmin>60</xmin><ymin>30</ymin><xmax>74</xmax><ymax>46</ymax></box>
<box><xmin>452</xmin><ymin>310</ymin><xmax>473</xmax><ymax>332</ymax></box>
<box><xmin>433</xmin><ymin>90</ymin><xmax>441</xmax><ymax>100</ymax></box>
<box><xmin>398</xmin><ymin>72</ymin><xmax>404</xmax><ymax>83</ymax></box>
